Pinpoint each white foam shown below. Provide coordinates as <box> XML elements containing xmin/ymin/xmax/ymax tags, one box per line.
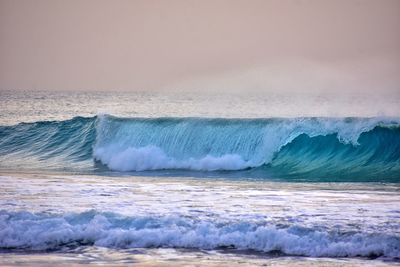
<box><xmin>0</xmin><ymin>211</ymin><xmax>398</xmax><ymax>258</ymax></box>
<box><xmin>94</xmin><ymin>145</ymin><xmax>249</xmax><ymax>171</ymax></box>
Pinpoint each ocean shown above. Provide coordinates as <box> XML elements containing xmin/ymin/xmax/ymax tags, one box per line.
<box><xmin>0</xmin><ymin>90</ymin><xmax>399</xmax><ymax>266</ymax></box>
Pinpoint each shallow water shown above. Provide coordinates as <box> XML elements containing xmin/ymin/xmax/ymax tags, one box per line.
<box><xmin>1</xmin><ymin>247</ymin><xmax>398</xmax><ymax>267</ymax></box>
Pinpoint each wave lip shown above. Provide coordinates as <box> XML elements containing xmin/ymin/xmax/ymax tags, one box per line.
<box><xmin>0</xmin><ymin>210</ymin><xmax>399</xmax><ymax>259</ymax></box>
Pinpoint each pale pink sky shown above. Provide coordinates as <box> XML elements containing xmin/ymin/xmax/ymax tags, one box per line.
<box><xmin>0</xmin><ymin>0</ymin><xmax>399</xmax><ymax>93</ymax></box>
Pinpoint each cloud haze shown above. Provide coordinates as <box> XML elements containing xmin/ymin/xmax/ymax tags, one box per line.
<box><xmin>0</xmin><ymin>0</ymin><xmax>399</xmax><ymax>93</ymax></box>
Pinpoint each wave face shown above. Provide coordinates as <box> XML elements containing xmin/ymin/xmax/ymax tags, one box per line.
<box><xmin>1</xmin><ymin>115</ymin><xmax>400</xmax><ymax>181</ymax></box>
<box><xmin>1</xmin><ymin>210</ymin><xmax>399</xmax><ymax>259</ymax></box>
<box><xmin>0</xmin><ymin>117</ymin><xmax>95</xmax><ymax>171</ymax></box>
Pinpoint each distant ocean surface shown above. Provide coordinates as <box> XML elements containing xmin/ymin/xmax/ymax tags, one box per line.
<box><xmin>0</xmin><ymin>90</ymin><xmax>399</xmax><ymax>266</ymax></box>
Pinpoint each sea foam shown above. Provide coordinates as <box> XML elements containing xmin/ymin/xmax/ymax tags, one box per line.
<box><xmin>0</xmin><ymin>210</ymin><xmax>399</xmax><ymax>259</ymax></box>
<box><xmin>94</xmin><ymin>145</ymin><xmax>248</xmax><ymax>171</ymax></box>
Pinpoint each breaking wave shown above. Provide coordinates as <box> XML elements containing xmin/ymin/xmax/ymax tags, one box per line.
<box><xmin>0</xmin><ymin>210</ymin><xmax>399</xmax><ymax>259</ymax></box>
<box><xmin>0</xmin><ymin>115</ymin><xmax>399</xmax><ymax>181</ymax></box>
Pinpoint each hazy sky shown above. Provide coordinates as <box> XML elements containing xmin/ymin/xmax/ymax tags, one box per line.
<box><xmin>1</xmin><ymin>0</ymin><xmax>399</xmax><ymax>93</ymax></box>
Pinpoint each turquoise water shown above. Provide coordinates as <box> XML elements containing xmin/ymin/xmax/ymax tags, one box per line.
<box><xmin>0</xmin><ymin>90</ymin><xmax>399</xmax><ymax>265</ymax></box>
<box><xmin>1</xmin><ymin>115</ymin><xmax>400</xmax><ymax>182</ymax></box>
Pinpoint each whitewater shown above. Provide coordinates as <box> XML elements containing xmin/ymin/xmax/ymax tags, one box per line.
<box><xmin>0</xmin><ymin>91</ymin><xmax>399</xmax><ymax>266</ymax></box>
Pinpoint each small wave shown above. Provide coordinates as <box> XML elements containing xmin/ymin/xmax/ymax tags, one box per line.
<box><xmin>0</xmin><ymin>210</ymin><xmax>398</xmax><ymax>259</ymax></box>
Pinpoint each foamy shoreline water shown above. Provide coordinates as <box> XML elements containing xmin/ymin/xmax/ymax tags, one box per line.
<box><xmin>0</xmin><ymin>172</ymin><xmax>399</xmax><ymax>265</ymax></box>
